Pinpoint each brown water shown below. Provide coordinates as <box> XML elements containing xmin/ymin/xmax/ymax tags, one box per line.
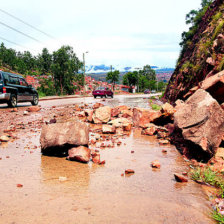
<box><xmin>0</xmin><ymin>96</ymin><xmax>215</xmax><ymax>224</ymax></box>
<box><xmin>0</xmin><ymin>128</ymin><xmax>214</xmax><ymax>224</ymax></box>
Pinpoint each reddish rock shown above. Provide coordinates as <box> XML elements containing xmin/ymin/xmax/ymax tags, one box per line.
<box><xmin>99</xmin><ymin>160</ymin><xmax>105</xmax><ymax>165</ymax></box>
<box><xmin>111</xmin><ymin>107</ymin><xmax>120</xmax><ymax>117</ymax></box>
<box><xmin>200</xmin><ymin>70</ymin><xmax>224</xmax><ymax>104</ymax></box>
<box><xmin>174</xmin><ymin>173</ymin><xmax>188</xmax><ymax>182</ymax></box>
<box><xmin>27</xmin><ymin>106</ymin><xmax>41</xmax><ymax>112</ymax></box>
<box><xmin>40</xmin><ymin>121</ymin><xmax>89</xmax><ymax>154</ymax></box>
<box><xmin>174</xmin><ymin>89</ymin><xmax>224</xmax><ymax>156</ymax></box>
<box><xmin>141</xmin><ymin>124</ymin><xmax>157</xmax><ymax>136</ymax></box>
<box><xmin>17</xmin><ymin>184</ymin><xmax>23</xmax><ymax>188</ymax></box>
<box><xmin>125</xmin><ymin>169</ymin><xmax>135</xmax><ymax>174</ymax></box>
<box><xmin>92</xmin><ymin>153</ymin><xmax>100</xmax><ymax>164</ymax></box>
<box><xmin>151</xmin><ymin>160</ymin><xmax>160</xmax><ymax>168</ymax></box>
<box><xmin>85</xmin><ymin>109</ymin><xmax>93</xmax><ymax>122</ymax></box>
<box><xmin>161</xmin><ymin>102</ymin><xmax>176</xmax><ymax>115</ymax></box>
<box><xmin>133</xmin><ymin>108</ymin><xmax>162</xmax><ymax>128</ymax></box>
<box><xmin>11</xmin><ymin>108</ymin><xmax>18</xmax><ymax>112</ymax></box>
<box><xmin>162</xmin><ymin>149</ymin><xmax>167</xmax><ymax>153</ymax></box>
<box><xmin>102</xmin><ymin>125</ymin><xmax>116</xmax><ymax>134</ymax></box>
<box><xmin>93</xmin><ymin>103</ymin><xmax>104</xmax><ymax>110</ymax></box>
<box><xmin>93</xmin><ymin>106</ymin><xmax>112</xmax><ymax>124</ymax></box>
<box><xmin>68</xmin><ymin>146</ymin><xmax>91</xmax><ymax>163</ymax></box>
<box><xmin>221</xmin><ymin>103</ymin><xmax>224</xmax><ymax>110</ymax></box>
<box><xmin>159</xmin><ymin>139</ymin><xmax>169</xmax><ymax>145</ymax></box>
<box><xmin>131</xmin><ymin>151</ymin><xmax>135</xmax><ymax>153</ymax></box>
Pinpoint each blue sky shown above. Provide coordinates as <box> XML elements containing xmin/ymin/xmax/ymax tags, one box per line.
<box><xmin>0</xmin><ymin>0</ymin><xmax>202</xmax><ymax>67</ymax></box>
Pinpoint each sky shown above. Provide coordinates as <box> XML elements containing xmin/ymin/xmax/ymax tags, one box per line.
<box><xmin>0</xmin><ymin>0</ymin><xmax>203</xmax><ymax>68</ymax></box>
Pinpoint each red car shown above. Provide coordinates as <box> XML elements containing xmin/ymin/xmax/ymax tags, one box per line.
<box><xmin>92</xmin><ymin>87</ymin><xmax>114</xmax><ymax>98</ymax></box>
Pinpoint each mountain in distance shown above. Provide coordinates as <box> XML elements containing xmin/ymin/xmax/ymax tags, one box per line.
<box><xmin>86</xmin><ymin>64</ymin><xmax>173</xmax><ymax>74</ymax></box>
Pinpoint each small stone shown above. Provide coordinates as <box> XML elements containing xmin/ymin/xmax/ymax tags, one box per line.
<box><xmin>23</xmin><ymin>111</ymin><xmax>29</xmax><ymax>115</ymax></box>
<box><xmin>59</xmin><ymin>176</ymin><xmax>67</xmax><ymax>181</ymax></box>
<box><xmin>99</xmin><ymin>160</ymin><xmax>105</xmax><ymax>165</ymax></box>
<box><xmin>17</xmin><ymin>184</ymin><xmax>23</xmax><ymax>188</ymax></box>
<box><xmin>162</xmin><ymin>149</ymin><xmax>167</xmax><ymax>153</ymax></box>
<box><xmin>151</xmin><ymin>160</ymin><xmax>160</xmax><ymax>168</ymax></box>
<box><xmin>131</xmin><ymin>151</ymin><xmax>135</xmax><ymax>153</ymax></box>
<box><xmin>125</xmin><ymin>169</ymin><xmax>135</xmax><ymax>174</ymax></box>
<box><xmin>174</xmin><ymin>173</ymin><xmax>188</xmax><ymax>182</ymax></box>
<box><xmin>0</xmin><ymin>135</ymin><xmax>10</xmax><ymax>142</ymax></box>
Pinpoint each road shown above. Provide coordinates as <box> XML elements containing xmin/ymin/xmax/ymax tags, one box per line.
<box><xmin>0</xmin><ymin>94</ymin><xmax>214</xmax><ymax>224</ymax></box>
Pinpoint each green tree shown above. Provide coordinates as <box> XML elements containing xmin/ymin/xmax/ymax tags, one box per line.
<box><xmin>140</xmin><ymin>65</ymin><xmax>156</xmax><ymax>80</ymax></box>
<box><xmin>51</xmin><ymin>45</ymin><xmax>82</xmax><ymax>95</ymax></box>
<box><xmin>38</xmin><ymin>48</ymin><xmax>52</xmax><ymax>74</ymax></box>
<box><xmin>122</xmin><ymin>71</ymin><xmax>138</xmax><ymax>88</ymax></box>
<box><xmin>106</xmin><ymin>70</ymin><xmax>120</xmax><ymax>90</ymax></box>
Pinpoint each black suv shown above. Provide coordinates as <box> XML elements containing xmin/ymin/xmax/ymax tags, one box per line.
<box><xmin>0</xmin><ymin>71</ymin><xmax>39</xmax><ymax>107</ymax></box>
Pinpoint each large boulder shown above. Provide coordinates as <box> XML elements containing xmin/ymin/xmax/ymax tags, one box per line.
<box><xmin>40</xmin><ymin>120</ymin><xmax>89</xmax><ymax>154</ymax></box>
<box><xmin>67</xmin><ymin>146</ymin><xmax>91</xmax><ymax>163</ymax></box>
<box><xmin>174</xmin><ymin>89</ymin><xmax>224</xmax><ymax>156</ymax></box>
<box><xmin>133</xmin><ymin>108</ymin><xmax>161</xmax><ymax>128</ymax></box>
<box><xmin>200</xmin><ymin>70</ymin><xmax>224</xmax><ymax>104</ymax></box>
<box><xmin>93</xmin><ymin>106</ymin><xmax>112</xmax><ymax>124</ymax></box>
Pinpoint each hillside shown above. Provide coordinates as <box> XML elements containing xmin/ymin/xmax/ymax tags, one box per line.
<box><xmin>164</xmin><ymin>0</ymin><xmax>224</xmax><ymax>103</ymax></box>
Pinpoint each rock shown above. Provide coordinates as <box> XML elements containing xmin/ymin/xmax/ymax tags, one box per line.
<box><xmin>221</xmin><ymin>103</ymin><xmax>224</xmax><ymax>110</ymax></box>
<box><xmin>92</xmin><ymin>103</ymin><xmax>104</xmax><ymax>110</ymax></box>
<box><xmin>85</xmin><ymin>109</ymin><xmax>93</xmax><ymax>122</ymax></box>
<box><xmin>102</xmin><ymin>125</ymin><xmax>116</xmax><ymax>134</ymax></box>
<box><xmin>23</xmin><ymin>111</ymin><xmax>29</xmax><ymax>115</ymax></box>
<box><xmin>93</xmin><ymin>106</ymin><xmax>112</xmax><ymax>124</ymax></box>
<box><xmin>162</xmin><ymin>149</ymin><xmax>167</xmax><ymax>153</ymax></box>
<box><xmin>0</xmin><ymin>135</ymin><xmax>10</xmax><ymax>142</ymax></box>
<box><xmin>59</xmin><ymin>176</ymin><xmax>67</xmax><ymax>181</ymax></box>
<box><xmin>141</xmin><ymin>124</ymin><xmax>157</xmax><ymax>136</ymax></box>
<box><xmin>40</xmin><ymin>120</ymin><xmax>89</xmax><ymax>154</ymax></box>
<box><xmin>99</xmin><ymin>160</ymin><xmax>105</xmax><ymax>165</ymax></box>
<box><xmin>27</xmin><ymin>106</ymin><xmax>41</xmax><ymax>112</ymax></box>
<box><xmin>174</xmin><ymin>173</ymin><xmax>188</xmax><ymax>182</ymax></box>
<box><xmin>108</xmin><ymin>118</ymin><xmax>132</xmax><ymax>129</ymax></box>
<box><xmin>151</xmin><ymin>160</ymin><xmax>160</xmax><ymax>168</ymax></box>
<box><xmin>125</xmin><ymin>169</ymin><xmax>135</xmax><ymax>174</ymax></box>
<box><xmin>123</xmin><ymin>123</ymin><xmax>132</xmax><ymax>131</ymax></box>
<box><xmin>11</xmin><ymin>108</ymin><xmax>18</xmax><ymax>112</ymax></box>
<box><xmin>206</xmin><ymin>57</ymin><xmax>215</xmax><ymax>66</ymax></box>
<box><xmin>159</xmin><ymin>139</ymin><xmax>169</xmax><ymax>145</ymax></box>
<box><xmin>68</xmin><ymin>146</ymin><xmax>91</xmax><ymax>163</ymax></box>
<box><xmin>174</xmin><ymin>89</ymin><xmax>224</xmax><ymax>156</ymax></box>
<box><xmin>92</xmin><ymin>153</ymin><xmax>101</xmax><ymax>164</ymax></box>
<box><xmin>133</xmin><ymin>108</ymin><xmax>162</xmax><ymax>128</ymax></box>
<box><xmin>200</xmin><ymin>70</ymin><xmax>224</xmax><ymax>104</ymax></box>
<box><xmin>17</xmin><ymin>184</ymin><xmax>23</xmax><ymax>188</ymax></box>
<box><xmin>161</xmin><ymin>103</ymin><xmax>176</xmax><ymax>116</ymax></box>
<box><xmin>215</xmin><ymin>148</ymin><xmax>224</xmax><ymax>160</ymax></box>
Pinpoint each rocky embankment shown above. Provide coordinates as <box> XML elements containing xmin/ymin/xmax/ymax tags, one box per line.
<box><xmin>164</xmin><ymin>0</ymin><xmax>224</xmax><ymax>104</ymax></box>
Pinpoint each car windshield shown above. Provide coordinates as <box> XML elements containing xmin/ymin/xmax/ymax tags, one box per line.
<box><xmin>96</xmin><ymin>87</ymin><xmax>105</xmax><ymax>90</ymax></box>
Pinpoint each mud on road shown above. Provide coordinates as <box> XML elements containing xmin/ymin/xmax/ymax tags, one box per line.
<box><xmin>0</xmin><ymin>96</ymin><xmax>215</xmax><ymax>224</ymax></box>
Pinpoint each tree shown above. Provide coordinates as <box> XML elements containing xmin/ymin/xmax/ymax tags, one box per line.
<box><xmin>122</xmin><ymin>71</ymin><xmax>138</xmax><ymax>88</ymax></box>
<box><xmin>51</xmin><ymin>45</ymin><xmax>82</xmax><ymax>95</ymax></box>
<box><xmin>38</xmin><ymin>48</ymin><xmax>52</xmax><ymax>74</ymax></box>
<box><xmin>140</xmin><ymin>65</ymin><xmax>156</xmax><ymax>80</ymax></box>
<box><xmin>106</xmin><ymin>70</ymin><xmax>120</xmax><ymax>90</ymax></box>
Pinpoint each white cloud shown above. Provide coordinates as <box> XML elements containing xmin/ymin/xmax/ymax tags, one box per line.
<box><xmin>0</xmin><ymin>0</ymin><xmax>202</xmax><ymax>67</ymax></box>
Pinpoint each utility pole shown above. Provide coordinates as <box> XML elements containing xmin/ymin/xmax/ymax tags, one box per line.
<box><xmin>110</xmin><ymin>65</ymin><xmax>114</xmax><ymax>90</ymax></box>
<box><xmin>83</xmin><ymin>51</ymin><xmax>88</xmax><ymax>95</ymax></box>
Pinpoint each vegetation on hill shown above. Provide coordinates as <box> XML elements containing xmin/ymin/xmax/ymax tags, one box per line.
<box><xmin>122</xmin><ymin>65</ymin><xmax>167</xmax><ymax>92</ymax></box>
<box><xmin>0</xmin><ymin>43</ymin><xmax>83</xmax><ymax>96</ymax></box>
<box><xmin>164</xmin><ymin>0</ymin><xmax>224</xmax><ymax>103</ymax></box>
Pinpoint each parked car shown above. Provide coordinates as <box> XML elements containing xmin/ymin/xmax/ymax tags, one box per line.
<box><xmin>144</xmin><ymin>89</ymin><xmax>150</xmax><ymax>94</ymax></box>
<box><xmin>92</xmin><ymin>87</ymin><xmax>113</xmax><ymax>98</ymax></box>
<box><xmin>0</xmin><ymin>71</ymin><xmax>39</xmax><ymax>107</ymax></box>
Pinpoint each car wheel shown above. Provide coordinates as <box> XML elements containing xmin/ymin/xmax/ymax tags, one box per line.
<box><xmin>111</xmin><ymin>95</ymin><xmax>113</xmax><ymax>98</ymax></box>
<box><xmin>8</xmin><ymin>94</ymin><xmax>17</xmax><ymax>108</ymax></box>
<box><xmin>31</xmin><ymin>94</ymin><xmax>39</xmax><ymax>106</ymax></box>
<box><xmin>94</xmin><ymin>96</ymin><xmax>96</xmax><ymax>98</ymax></box>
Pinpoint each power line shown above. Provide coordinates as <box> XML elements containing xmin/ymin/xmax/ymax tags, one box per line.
<box><xmin>0</xmin><ymin>36</ymin><xmax>35</xmax><ymax>51</ymax></box>
<box><xmin>0</xmin><ymin>8</ymin><xmax>57</xmax><ymax>40</ymax></box>
<box><xmin>0</xmin><ymin>21</ymin><xmax>44</xmax><ymax>44</ymax></box>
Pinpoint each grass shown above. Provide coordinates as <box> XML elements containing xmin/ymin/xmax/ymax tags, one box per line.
<box><xmin>212</xmin><ymin>20</ymin><xmax>224</xmax><ymax>41</ymax></box>
<box><xmin>190</xmin><ymin>167</ymin><xmax>224</xmax><ymax>197</ymax></box>
<box><xmin>151</xmin><ymin>104</ymin><xmax>161</xmax><ymax>111</ymax></box>
<box><xmin>218</xmin><ymin>57</ymin><xmax>224</xmax><ymax>72</ymax></box>
<box><xmin>213</xmin><ymin>210</ymin><xmax>224</xmax><ymax>224</ymax></box>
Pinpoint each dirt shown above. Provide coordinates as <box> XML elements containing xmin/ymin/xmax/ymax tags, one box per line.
<box><xmin>0</xmin><ymin>96</ymin><xmax>215</xmax><ymax>224</ymax></box>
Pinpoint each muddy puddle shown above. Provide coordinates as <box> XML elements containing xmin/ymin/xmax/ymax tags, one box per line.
<box><xmin>0</xmin><ymin>124</ymin><xmax>214</xmax><ymax>224</ymax></box>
